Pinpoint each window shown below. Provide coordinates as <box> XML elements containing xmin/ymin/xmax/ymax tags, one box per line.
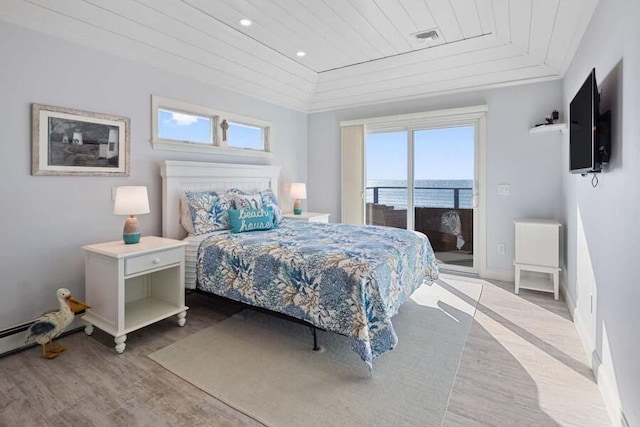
<box><xmin>226</xmin><ymin>122</ymin><xmax>264</xmax><ymax>150</ymax></box>
<box><xmin>157</xmin><ymin>109</ymin><xmax>213</xmax><ymax>144</ymax></box>
<box><xmin>151</xmin><ymin>95</ymin><xmax>271</xmax><ymax>158</ymax></box>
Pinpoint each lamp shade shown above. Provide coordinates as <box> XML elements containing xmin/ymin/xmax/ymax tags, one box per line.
<box><xmin>114</xmin><ymin>186</ymin><xmax>150</xmax><ymax>215</ymax></box>
<box><xmin>290</xmin><ymin>183</ymin><xmax>307</xmax><ymax>200</ymax></box>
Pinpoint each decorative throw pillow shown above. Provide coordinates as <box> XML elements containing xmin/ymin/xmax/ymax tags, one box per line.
<box><xmin>228</xmin><ymin>207</ymin><xmax>276</xmax><ymax>233</ymax></box>
<box><xmin>225</xmin><ymin>188</ymin><xmax>245</xmax><ymax>197</ymax></box>
<box><xmin>184</xmin><ymin>191</ymin><xmax>232</xmax><ymax>235</ymax></box>
<box><xmin>260</xmin><ymin>188</ymin><xmax>283</xmax><ymax>225</ymax></box>
<box><xmin>234</xmin><ymin>193</ymin><xmax>263</xmax><ymax>210</ymax></box>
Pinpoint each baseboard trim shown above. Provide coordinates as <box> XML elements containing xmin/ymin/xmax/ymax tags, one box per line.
<box><xmin>0</xmin><ymin>315</ymin><xmax>86</xmax><ymax>357</ymax></box>
<box><xmin>593</xmin><ymin>348</ymin><xmax>628</xmax><ymax>427</ymax></box>
<box><xmin>560</xmin><ymin>271</ymin><xmax>626</xmax><ymax>427</ymax></box>
<box><xmin>621</xmin><ymin>412</ymin><xmax>630</xmax><ymax>427</ymax></box>
<box><xmin>482</xmin><ymin>268</ymin><xmax>515</xmax><ymax>282</ymax></box>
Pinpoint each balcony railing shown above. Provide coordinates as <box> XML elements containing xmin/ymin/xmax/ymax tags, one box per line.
<box><xmin>366</xmin><ymin>186</ymin><xmax>472</xmax><ymax>209</ymax></box>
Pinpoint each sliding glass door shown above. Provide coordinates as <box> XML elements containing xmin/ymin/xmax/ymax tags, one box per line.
<box><xmin>365</xmin><ymin>131</ymin><xmax>408</xmax><ymax>230</ymax></box>
<box><xmin>414</xmin><ymin>127</ymin><xmax>476</xmax><ymax>272</ymax></box>
<box><xmin>365</xmin><ymin>124</ymin><xmax>478</xmax><ymax>274</ymax></box>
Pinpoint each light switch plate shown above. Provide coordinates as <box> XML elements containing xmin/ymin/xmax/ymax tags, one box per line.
<box><xmin>498</xmin><ymin>184</ymin><xmax>511</xmax><ymax>196</ymax></box>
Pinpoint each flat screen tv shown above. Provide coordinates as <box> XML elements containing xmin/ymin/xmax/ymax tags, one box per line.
<box><xmin>569</xmin><ymin>68</ymin><xmax>611</xmax><ymax>174</ymax></box>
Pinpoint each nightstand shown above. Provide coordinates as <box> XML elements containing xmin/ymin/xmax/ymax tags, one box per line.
<box><xmin>82</xmin><ymin>236</ymin><xmax>188</xmax><ymax>353</ymax></box>
<box><xmin>283</xmin><ymin>212</ymin><xmax>330</xmax><ymax>223</ymax></box>
<box><xmin>514</xmin><ymin>219</ymin><xmax>561</xmax><ymax>300</ymax></box>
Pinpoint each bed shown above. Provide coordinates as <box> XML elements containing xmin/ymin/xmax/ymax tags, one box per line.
<box><xmin>161</xmin><ymin>160</ymin><xmax>439</xmax><ymax>366</ymax></box>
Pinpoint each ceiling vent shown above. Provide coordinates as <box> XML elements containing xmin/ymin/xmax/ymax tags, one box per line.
<box><xmin>414</xmin><ymin>29</ymin><xmax>440</xmax><ymax>41</ymax></box>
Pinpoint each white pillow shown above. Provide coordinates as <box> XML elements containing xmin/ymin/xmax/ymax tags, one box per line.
<box><xmin>233</xmin><ymin>193</ymin><xmax>263</xmax><ymax>210</ymax></box>
<box><xmin>260</xmin><ymin>188</ymin><xmax>283</xmax><ymax>224</ymax></box>
<box><xmin>180</xmin><ymin>196</ymin><xmax>195</xmax><ymax>235</ymax></box>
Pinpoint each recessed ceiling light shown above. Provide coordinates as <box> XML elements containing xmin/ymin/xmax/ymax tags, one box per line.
<box><xmin>296</xmin><ymin>51</ymin><xmax>306</xmax><ymax>57</ymax></box>
<box><xmin>239</xmin><ymin>19</ymin><xmax>252</xmax><ymax>27</ymax></box>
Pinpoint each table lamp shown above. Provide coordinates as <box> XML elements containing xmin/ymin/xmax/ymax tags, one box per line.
<box><xmin>114</xmin><ymin>186</ymin><xmax>150</xmax><ymax>244</ymax></box>
<box><xmin>290</xmin><ymin>183</ymin><xmax>307</xmax><ymax>215</ymax></box>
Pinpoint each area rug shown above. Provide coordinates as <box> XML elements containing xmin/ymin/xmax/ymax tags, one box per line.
<box><xmin>149</xmin><ymin>275</ymin><xmax>482</xmax><ymax>427</ymax></box>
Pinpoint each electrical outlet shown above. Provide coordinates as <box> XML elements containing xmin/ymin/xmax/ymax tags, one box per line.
<box><xmin>498</xmin><ymin>184</ymin><xmax>511</xmax><ymax>196</ymax></box>
<box><xmin>497</xmin><ymin>243</ymin><xmax>506</xmax><ymax>255</ymax></box>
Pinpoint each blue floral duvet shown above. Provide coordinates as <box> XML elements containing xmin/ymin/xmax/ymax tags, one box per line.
<box><xmin>196</xmin><ymin>220</ymin><xmax>439</xmax><ymax>365</ymax></box>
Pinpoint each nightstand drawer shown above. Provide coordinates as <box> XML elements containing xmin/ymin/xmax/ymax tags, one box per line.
<box><xmin>125</xmin><ymin>248</ymin><xmax>183</xmax><ymax>276</ymax></box>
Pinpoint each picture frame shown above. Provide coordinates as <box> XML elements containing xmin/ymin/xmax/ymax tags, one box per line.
<box><xmin>31</xmin><ymin>103</ymin><xmax>130</xmax><ymax>176</ymax></box>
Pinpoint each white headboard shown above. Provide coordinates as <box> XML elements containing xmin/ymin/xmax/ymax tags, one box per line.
<box><xmin>161</xmin><ymin>160</ymin><xmax>281</xmax><ymax>240</ymax></box>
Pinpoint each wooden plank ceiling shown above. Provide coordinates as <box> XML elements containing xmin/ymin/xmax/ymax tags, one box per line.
<box><xmin>0</xmin><ymin>0</ymin><xmax>599</xmax><ymax>112</ymax></box>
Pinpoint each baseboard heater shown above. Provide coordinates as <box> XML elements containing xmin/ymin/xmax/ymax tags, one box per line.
<box><xmin>0</xmin><ymin>314</ymin><xmax>86</xmax><ymax>358</ymax></box>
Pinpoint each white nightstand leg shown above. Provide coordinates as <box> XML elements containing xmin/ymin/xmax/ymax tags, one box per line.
<box><xmin>177</xmin><ymin>311</ymin><xmax>187</xmax><ymax>327</ymax></box>
<box><xmin>114</xmin><ymin>335</ymin><xmax>127</xmax><ymax>353</ymax></box>
<box><xmin>84</xmin><ymin>323</ymin><xmax>94</xmax><ymax>336</ymax></box>
<box><xmin>553</xmin><ymin>270</ymin><xmax>559</xmax><ymax>300</ymax></box>
<box><xmin>514</xmin><ymin>265</ymin><xmax>521</xmax><ymax>295</ymax></box>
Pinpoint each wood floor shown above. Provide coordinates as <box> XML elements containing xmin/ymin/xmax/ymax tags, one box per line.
<box><xmin>0</xmin><ymin>276</ymin><xmax>610</xmax><ymax>426</ymax></box>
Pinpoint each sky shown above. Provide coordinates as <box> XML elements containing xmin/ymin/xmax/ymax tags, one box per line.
<box><xmin>366</xmin><ymin>126</ymin><xmax>475</xmax><ymax>181</ymax></box>
<box><xmin>158</xmin><ymin>109</ymin><xmax>262</xmax><ymax>149</ymax></box>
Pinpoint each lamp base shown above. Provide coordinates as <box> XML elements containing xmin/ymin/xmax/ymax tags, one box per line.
<box><xmin>123</xmin><ymin>232</ymin><xmax>141</xmax><ymax>244</ymax></box>
<box><xmin>123</xmin><ymin>216</ymin><xmax>141</xmax><ymax>244</ymax></box>
<box><xmin>293</xmin><ymin>199</ymin><xmax>303</xmax><ymax>215</ymax></box>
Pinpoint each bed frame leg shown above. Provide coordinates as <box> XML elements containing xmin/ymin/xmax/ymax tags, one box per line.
<box><xmin>311</xmin><ymin>327</ymin><xmax>320</xmax><ymax>351</ymax></box>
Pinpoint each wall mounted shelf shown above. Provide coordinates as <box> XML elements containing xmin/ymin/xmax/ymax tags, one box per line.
<box><xmin>529</xmin><ymin>123</ymin><xmax>568</xmax><ymax>134</ymax></box>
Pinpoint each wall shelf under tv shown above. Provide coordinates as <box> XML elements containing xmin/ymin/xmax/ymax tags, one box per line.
<box><xmin>529</xmin><ymin>123</ymin><xmax>568</xmax><ymax>134</ymax></box>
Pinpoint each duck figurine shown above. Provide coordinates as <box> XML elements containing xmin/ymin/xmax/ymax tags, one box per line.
<box><xmin>25</xmin><ymin>288</ymin><xmax>91</xmax><ymax>359</ymax></box>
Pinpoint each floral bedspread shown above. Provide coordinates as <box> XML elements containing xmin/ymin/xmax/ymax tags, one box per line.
<box><xmin>196</xmin><ymin>220</ymin><xmax>439</xmax><ymax>365</ymax></box>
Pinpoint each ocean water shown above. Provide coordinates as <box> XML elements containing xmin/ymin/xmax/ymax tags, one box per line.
<box><xmin>366</xmin><ymin>179</ymin><xmax>473</xmax><ymax>209</ymax></box>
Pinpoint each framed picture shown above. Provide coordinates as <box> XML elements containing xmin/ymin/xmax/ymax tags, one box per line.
<box><xmin>31</xmin><ymin>103</ymin><xmax>130</xmax><ymax>176</ymax></box>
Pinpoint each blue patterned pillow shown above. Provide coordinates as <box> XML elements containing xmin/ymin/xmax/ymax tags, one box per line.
<box><xmin>260</xmin><ymin>188</ymin><xmax>283</xmax><ymax>225</ymax></box>
<box><xmin>184</xmin><ymin>191</ymin><xmax>232</xmax><ymax>234</ymax></box>
<box><xmin>233</xmin><ymin>193</ymin><xmax>263</xmax><ymax>210</ymax></box>
<box><xmin>228</xmin><ymin>207</ymin><xmax>276</xmax><ymax>233</ymax></box>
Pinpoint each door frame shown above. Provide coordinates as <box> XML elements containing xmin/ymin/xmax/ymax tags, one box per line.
<box><xmin>341</xmin><ymin>105</ymin><xmax>488</xmax><ymax>277</ymax></box>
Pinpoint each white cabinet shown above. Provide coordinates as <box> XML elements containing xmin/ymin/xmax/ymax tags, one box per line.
<box><xmin>82</xmin><ymin>236</ymin><xmax>188</xmax><ymax>353</ymax></box>
<box><xmin>514</xmin><ymin>219</ymin><xmax>562</xmax><ymax>300</ymax></box>
<box><xmin>283</xmin><ymin>212</ymin><xmax>330</xmax><ymax>223</ymax></box>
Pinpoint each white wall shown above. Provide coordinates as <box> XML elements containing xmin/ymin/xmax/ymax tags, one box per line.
<box><xmin>0</xmin><ymin>22</ymin><xmax>307</xmax><ymax>329</ymax></box>
<box><xmin>561</xmin><ymin>0</ymin><xmax>640</xmax><ymax>425</ymax></box>
<box><xmin>308</xmin><ymin>81</ymin><xmax>565</xmax><ymax>273</ymax></box>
